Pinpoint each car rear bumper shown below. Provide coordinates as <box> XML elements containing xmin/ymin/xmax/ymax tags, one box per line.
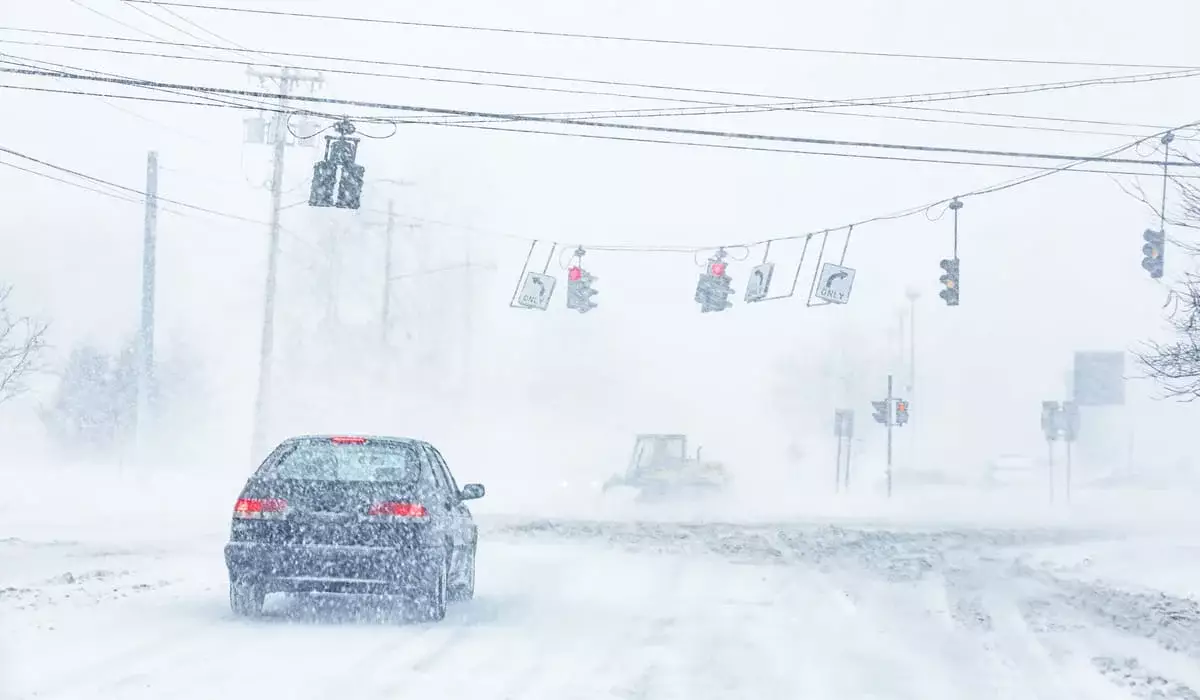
<box><xmin>225</xmin><ymin>542</ymin><xmax>442</xmax><ymax>594</ymax></box>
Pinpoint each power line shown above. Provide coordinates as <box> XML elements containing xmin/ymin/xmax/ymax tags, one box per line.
<box><xmin>123</xmin><ymin>1</ymin><xmax>1198</xmax><ymax>71</ymax></box>
<box><xmin>0</xmin><ymin>26</ymin><xmax>1177</xmax><ymax>133</ymax></box>
<box><xmin>3</xmin><ymin>63</ymin><xmax>1196</xmax><ymax>170</ymax></box>
<box><xmin>0</xmin><ymin>36</ymin><xmax>1162</xmax><ymax>139</ymax></box>
<box><xmin>4</xmin><ymin>79</ymin><xmax>1190</xmax><ymax>179</ymax></box>
<box><xmin>0</xmin><ymin>144</ymin><xmax>269</xmax><ymax>224</ymax></box>
<box><xmin>434</xmin><ymin>120</ymin><xmax>1200</xmax><ymax>178</ymax></box>
<box><xmin>0</xmin><ymin>116</ymin><xmax>1192</xmax><ymax>259</ymax></box>
<box><xmin>0</xmin><ymin>52</ymin><xmax>279</xmax><ymax>113</ymax></box>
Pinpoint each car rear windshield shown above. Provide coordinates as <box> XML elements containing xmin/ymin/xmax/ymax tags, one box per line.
<box><xmin>264</xmin><ymin>440</ymin><xmax>427</xmax><ymax>484</ymax></box>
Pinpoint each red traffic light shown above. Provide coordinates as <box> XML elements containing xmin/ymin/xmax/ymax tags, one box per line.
<box><xmin>568</xmin><ymin>266</ymin><xmax>582</xmax><ymax>281</ymax></box>
<box><xmin>709</xmin><ymin>262</ymin><xmax>726</xmax><ymax>276</ymax></box>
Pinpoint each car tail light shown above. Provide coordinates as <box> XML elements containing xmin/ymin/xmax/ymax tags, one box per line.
<box><xmin>330</xmin><ymin>436</ymin><xmax>366</xmax><ymax>445</ymax></box>
<box><xmin>233</xmin><ymin>498</ymin><xmax>288</xmax><ymax>519</ymax></box>
<box><xmin>367</xmin><ymin>502</ymin><xmax>428</xmax><ymax>518</ymax></box>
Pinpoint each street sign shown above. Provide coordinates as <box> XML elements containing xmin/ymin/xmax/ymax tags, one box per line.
<box><xmin>1041</xmin><ymin>400</ymin><xmax>1062</xmax><ymax>441</ymax></box>
<box><xmin>814</xmin><ymin>263</ymin><xmax>856</xmax><ymax>304</ymax></box>
<box><xmin>745</xmin><ymin>263</ymin><xmax>775</xmax><ymax>302</ymax></box>
<box><xmin>516</xmin><ymin>272</ymin><xmax>556</xmax><ymax>310</ymax></box>
<box><xmin>834</xmin><ymin>409</ymin><xmax>855</xmax><ymax>437</ymax></box>
<box><xmin>1073</xmin><ymin>351</ymin><xmax>1125</xmax><ymax>406</ymax></box>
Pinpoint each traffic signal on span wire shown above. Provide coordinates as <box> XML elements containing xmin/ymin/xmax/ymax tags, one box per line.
<box><xmin>566</xmin><ymin>266</ymin><xmax>599</xmax><ymax>313</ymax></box>
<box><xmin>1142</xmin><ymin>229</ymin><xmax>1164</xmax><ymax>279</ymax></box>
<box><xmin>938</xmin><ymin>257</ymin><xmax>959</xmax><ymax>306</ymax></box>
<box><xmin>695</xmin><ymin>260</ymin><xmax>733</xmax><ymax>313</ymax></box>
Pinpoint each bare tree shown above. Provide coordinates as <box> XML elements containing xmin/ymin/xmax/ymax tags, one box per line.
<box><xmin>1137</xmin><ymin>272</ymin><xmax>1200</xmax><ymax>399</ymax></box>
<box><xmin>0</xmin><ymin>285</ymin><xmax>47</xmax><ymax>404</ymax></box>
<box><xmin>1131</xmin><ymin>157</ymin><xmax>1200</xmax><ymax>397</ymax></box>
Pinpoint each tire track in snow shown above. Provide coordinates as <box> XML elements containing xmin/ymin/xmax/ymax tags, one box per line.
<box><xmin>1007</xmin><ymin>564</ymin><xmax>1200</xmax><ymax>699</ymax></box>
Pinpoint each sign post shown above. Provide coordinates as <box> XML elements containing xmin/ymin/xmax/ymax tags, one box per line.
<box><xmin>872</xmin><ymin>377</ymin><xmax>907</xmax><ymax>498</ymax></box>
<box><xmin>1041</xmin><ymin>400</ymin><xmax>1062</xmax><ymax>503</ymax></box>
<box><xmin>834</xmin><ymin>409</ymin><xmax>855</xmax><ymax>492</ymax></box>
<box><xmin>886</xmin><ymin>374</ymin><xmax>894</xmax><ymax>498</ymax></box>
<box><xmin>1062</xmin><ymin>400</ymin><xmax>1080</xmax><ymax>503</ymax></box>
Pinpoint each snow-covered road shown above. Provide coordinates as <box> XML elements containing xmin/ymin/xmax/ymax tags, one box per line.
<box><xmin>2</xmin><ymin>517</ymin><xmax>1199</xmax><ymax>699</ymax></box>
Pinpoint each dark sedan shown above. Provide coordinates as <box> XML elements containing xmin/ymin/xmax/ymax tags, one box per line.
<box><xmin>224</xmin><ymin>434</ymin><xmax>485</xmax><ymax>621</ymax></box>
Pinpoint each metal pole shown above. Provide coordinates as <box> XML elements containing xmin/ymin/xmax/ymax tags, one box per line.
<box><xmin>135</xmin><ymin>150</ymin><xmax>158</xmax><ymax>460</ymax></box>
<box><xmin>250</xmin><ymin>68</ymin><xmax>292</xmax><ymax>461</ymax></box>
<box><xmin>382</xmin><ymin>198</ymin><xmax>394</xmax><ymax>345</ymax></box>
<box><xmin>905</xmin><ymin>288</ymin><xmax>918</xmax><ymax>470</ymax></box>
<box><xmin>844</xmin><ymin>437</ymin><xmax>853</xmax><ymax>491</ymax></box>
<box><xmin>886</xmin><ymin>374</ymin><xmax>894</xmax><ymax>498</ymax></box>
<box><xmin>462</xmin><ymin>230</ymin><xmax>473</xmax><ymax>399</ymax></box>
<box><xmin>835</xmin><ymin>432</ymin><xmax>843</xmax><ymax>493</ymax></box>
<box><xmin>1065</xmin><ymin>440</ymin><xmax>1072</xmax><ymax>503</ymax></box>
<box><xmin>1047</xmin><ymin>439</ymin><xmax>1055</xmax><ymax>503</ymax></box>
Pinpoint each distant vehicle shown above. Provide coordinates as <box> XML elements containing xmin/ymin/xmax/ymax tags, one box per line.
<box><xmin>223</xmin><ymin>435</ymin><xmax>485</xmax><ymax>621</ymax></box>
<box><xmin>601</xmin><ymin>433</ymin><xmax>729</xmax><ymax>502</ymax></box>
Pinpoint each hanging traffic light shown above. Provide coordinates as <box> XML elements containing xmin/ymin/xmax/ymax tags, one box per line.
<box><xmin>336</xmin><ymin>163</ymin><xmax>365</xmax><ymax>209</ymax></box>
<box><xmin>939</xmin><ymin>258</ymin><xmax>960</xmax><ymax>306</ymax></box>
<box><xmin>566</xmin><ymin>265</ymin><xmax>599</xmax><ymax>313</ymax></box>
<box><xmin>871</xmin><ymin>400</ymin><xmax>890</xmax><ymax>425</ymax></box>
<box><xmin>309</xmin><ymin>160</ymin><xmax>337</xmax><ymax>207</ymax></box>
<box><xmin>695</xmin><ymin>257</ymin><xmax>734</xmax><ymax>313</ymax></box>
<box><xmin>894</xmin><ymin>399</ymin><xmax>909</xmax><ymax>426</ymax></box>
<box><xmin>1142</xmin><ymin>229</ymin><xmax>1164</xmax><ymax>279</ymax></box>
<box><xmin>308</xmin><ymin>119</ymin><xmax>366</xmax><ymax>210</ymax></box>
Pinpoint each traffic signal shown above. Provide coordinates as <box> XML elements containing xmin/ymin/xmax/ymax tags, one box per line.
<box><xmin>1142</xmin><ymin>229</ymin><xmax>1164</xmax><ymax>279</ymax></box>
<box><xmin>894</xmin><ymin>399</ymin><xmax>909</xmax><ymax>426</ymax></box>
<box><xmin>695</xmin><ymin>260</ymin><xmax>734</xmax><ymax>313</ymax></box>
<box><xmin>939</xmin><ymin>258</ymin><xmax>959</xmax><ymax>306</ymax></box>
<box><xmin>336</xmin><ymin>163</ymin><xmax>365</xmax><ymax>209</ymax></box>
<box><xmin>309</xmin><ymin>160</ymin><xmax>337</xmax><ymax>207</ymax></box>
<box><xmin>566</xmin><ymin>266</ymin><xmax>599</xmax><ymax>313</ymax></box>
<box><xmin>309</xmin><ymin>120</ymin><xmax>365</xmax><ymax>210</ymax></box>
<box><xmin>871</xmin><ymin>400</ymin><xmax>889</xmax><ymax>425</ymax></box>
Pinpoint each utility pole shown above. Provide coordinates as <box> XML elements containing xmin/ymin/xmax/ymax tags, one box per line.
<box><xmin>462</xmin><ymin>230</ymin><xmax>473</xmax><ymax>398</ymax></box>
<box><xmin>382</xmin><ymin>199</ymin><xmax>395</xmax><ymax>345</ymax></box>
<box><xmin>135</xmin><ymin>150</ymin><xmax>158</xmax><ymax>459</ymax></box>
<box><xmin>248</xmin><ymin>66</ymin><xmax>323</xmax><ymax>461</ymax></box>
<box><xmin>886</xmin><ymin>373</ymin><xmax>894</xmax><ymax>498</ymax></box>
<box><xmin>905</xmin><ymin>287</ymin><xmax>919</xmax><ymax>469</ymax></box>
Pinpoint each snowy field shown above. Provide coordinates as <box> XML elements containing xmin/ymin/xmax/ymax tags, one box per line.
<box><xmin>2</xmin><ymin>466</ymin><xmax>1199</xmax><ymax>699</ymax></box>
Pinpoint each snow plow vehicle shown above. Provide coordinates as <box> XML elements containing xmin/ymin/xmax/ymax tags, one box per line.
<box><xmin>601</xmin><ymin>434</ymin><xmax>730</xmax><ymax>502</ymax></box>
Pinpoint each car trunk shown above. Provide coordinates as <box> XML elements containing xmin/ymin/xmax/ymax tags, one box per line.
<box><xmin>234</xmin><ymin>478</ymin><xmax>432</xmax><ymax>547</ymax></box>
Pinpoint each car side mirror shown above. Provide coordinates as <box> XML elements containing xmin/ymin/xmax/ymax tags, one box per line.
<box><xmin>460</xmin><ymin>483</ymin><xmax>486</xmax><ymax>500</ymax></box>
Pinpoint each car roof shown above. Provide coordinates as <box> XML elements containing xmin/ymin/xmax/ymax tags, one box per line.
<box><xmin>280</xmin><ymin>434</ymin><xmax>430</xmax><ymax>447</ymax></box>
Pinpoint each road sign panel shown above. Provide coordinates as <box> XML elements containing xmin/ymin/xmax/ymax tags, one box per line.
<box><xmin>1072</xmin><ymin>351</ymin><xmax>1125</xmax><ymax>406</ymax></box>
<box><xmin>834</xmin><ymin>408</ymin><xmax>855</xmax><ymax>437</ymax></box>
<box><xmin>815</xmin><ymin>263</ymin><xmax>856</xmax><ymax>304</ymax></box>
<box><xmin>745</xmin><ymin>263</ymin><xmax>775</xmax><ymax>302</ymax></box>
<box><xmin>516</xmin><ymin>272</ymin><xmax>556</xmax><ymax>310</ymax></box>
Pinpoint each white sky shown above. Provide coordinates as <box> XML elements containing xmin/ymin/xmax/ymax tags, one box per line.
<box><xmin>2</xmin><ymin>0</ymin><xmax>1200</xmax><ymax>487</ymax></box>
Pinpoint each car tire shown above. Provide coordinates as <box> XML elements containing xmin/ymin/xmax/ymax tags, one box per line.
<box><xmin>449</xmin><ymin>546</ymin><xmax>476</xmax><ymax>602</ymax></box>
<box><xmin>411</xmin><ymin>556</ymin><xmax>448</xmax><ymax>622</ymax></box>
<box><xmin>230</xmin><ymin>580</ymin><xmax>265</xmax><ymax>618</ymax></box>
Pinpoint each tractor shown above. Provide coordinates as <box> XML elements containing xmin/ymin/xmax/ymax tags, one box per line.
<box><xmin>601</xmin><ymin>434</ymin><xmax>729</xmax><ymax>502</ymax></box>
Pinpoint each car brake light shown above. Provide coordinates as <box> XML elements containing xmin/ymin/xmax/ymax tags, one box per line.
<box><xmin>233</xmin><ymin>498</ymin><xmax>288</xmax><ymax>519</ymax></box>
<box><xmin>367</xmin><ymin>502</ymin><xmax>428</xmax><ymax>518</ymax></box>
<box><xmin>330</xmin><ymin>436</ymin><xmax>366</xmax><ymax>445</ymax></box>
